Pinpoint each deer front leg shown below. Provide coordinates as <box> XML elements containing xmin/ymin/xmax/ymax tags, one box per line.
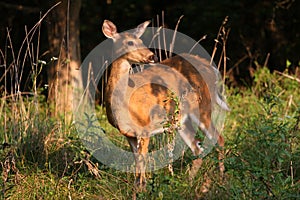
<box><xmin>127</xmin><ymin>137</ymin><xmax>150</xmax><ymax>190</ymax></box>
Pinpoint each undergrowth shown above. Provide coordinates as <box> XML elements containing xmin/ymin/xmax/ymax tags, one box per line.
<box><xmin>223</xmin><ymin>67</ymin><xmax>300</xmax><ymax>200</ymax></box>
<box><xmin>0</xmin><ymin>64</ymin><xmax>299</xmax><ymax>199</ymax></box>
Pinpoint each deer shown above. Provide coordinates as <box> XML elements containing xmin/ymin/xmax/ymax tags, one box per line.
<box><xmin>102</xmin><ymin>19</ymin><xmax>229</xmax><ymax>190</ymax></box>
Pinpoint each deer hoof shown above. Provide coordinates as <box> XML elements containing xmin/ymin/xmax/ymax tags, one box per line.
<box><xmin>135</xmin><ymin>177</ymin><xmax>147</xmax><ymax>192</ymax></box>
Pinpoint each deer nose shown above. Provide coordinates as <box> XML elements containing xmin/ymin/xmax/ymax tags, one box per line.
<box><xmin>147</xmin><ymin>53</ymin><xmax>158</xmax><ymax>63</ymax></box>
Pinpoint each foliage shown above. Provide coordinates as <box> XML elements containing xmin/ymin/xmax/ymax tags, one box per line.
<box><xmin>224</xmin><ymin>67</ymin><xmax>300</xmax><ymax>199</ymax></box>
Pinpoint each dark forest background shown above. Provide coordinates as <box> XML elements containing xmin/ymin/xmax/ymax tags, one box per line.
<box><xmin>1</xmin><ymin>0</ymin><xmax>299</xmax><ymax>89</ymax></box>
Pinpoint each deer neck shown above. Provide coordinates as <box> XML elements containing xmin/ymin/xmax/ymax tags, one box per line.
<box><xmin>111</xmin><ymin>57</ymin><xmax>131</xmax><ymax>80</ymax></box>
<box><xmin>105</xmin><ymin>57</ymin><xmax>131</xmax><ymax>126</ymax></box>
<box><xmin>106</xmin><ymin>57</ymin><xmax>132</xmax><ymax>97</ymax></box>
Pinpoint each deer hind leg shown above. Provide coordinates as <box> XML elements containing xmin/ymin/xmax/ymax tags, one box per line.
<box><xmin>197</xmin><ymin>128</ymin><xmax>225</xmax><ymax>195</ymax></box>
<box><xmin>177</xmin><ymin>115</ymin><xmax>203</xmax><ymax>180</ymax></box>
<box><xmin>217</xmin><ymin>133</ymin><xmax>225</xmax><ymax>179</ymax></box>
<box><xmin>206</xmin><ymin>124</ymin><xmax>225</xmax><ymax>180</ymax></box>
<box><xmin>127</xmin><ymin>136</ymin><xmax>150</xmax><ymax>190</ymax></box>
<box><xmin>189</xmin><ymin>114</ymin><xmax>225</xmax><ymax>178</ymax></box>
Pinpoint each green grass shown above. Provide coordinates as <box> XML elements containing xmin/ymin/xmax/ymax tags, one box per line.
<box><xmin>1</xmin><ymin>66</ymin><xmax>299</xmax><ymax>199</ymax></box>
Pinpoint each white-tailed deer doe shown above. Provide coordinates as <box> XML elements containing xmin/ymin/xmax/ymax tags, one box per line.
<box><xmin>102</xmin><ymin>20</ymin><xmax>229</xmax><ymax>190</ymax></box>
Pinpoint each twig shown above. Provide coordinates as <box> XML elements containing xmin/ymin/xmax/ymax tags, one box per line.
<box><xmin>68</xmin><ymin>179</ymin><xmax>73</xmax><ymax>200</ymax></box>
<box><xmin>162</xmin><ymin>11</ymin><xmax>168</xmax><ymax>59</ymax></box>
<box><xmin>284</xmin><ymin>95</ymin><xmax>293</xmax><ymax>117</ymax></box>
<box><xmin>148</xmin><ymin>27</ymin><xmax>162</xmax><ymax>50</ymax></box>
<box><xmin>188</xmin><ymin>35</ymin><xmax>207</xmax><ymax>54</ymax></box>
<box><xmin>263</xmin><ymin>53</ymin><xmax>270</xmax><ymax>67</ymax></box>
<box><xmin>229</xmin><ymin>55</ymin><xmax>247</xmax><ymax>72</ymax></box>
<box><xmin>150</xmin><ymin>20</ymin><xmax>158</xmax><ymax>60</ymax></box>
<box><xmin>221</xmin><ymin>27</ymin><xmax>230</xmax><ymax>83</ymax></box>
<box><xmin>274</xmin><ymin>70</ymin><xmax>300</xmax><ymax>83</ymax></box>
<box><xmin>16</xmin><ymin>2</ymin><xmax>61</xmax><ymax>65</ymax></box>
<box><xmin>210</xmin><ymin>16</ymin><xmax>229</xmax><ymax>66</ymax></box>
<box><xmin>290</xmin><ymin>160</ymin><xmax>294</xmax><ymax>186</ymax></box>
<box><xmin>156</xmin><ymin>14</ymin><xmax>162</xmax><ymax>62</ymax></box>
<box><xmin>0</xmin><ymin>51</ymin><xmax>11</xmax><ymax>83</ymax></box>
<box><xmin>169</xmin><ymin>15</ymin><xmax>184</xmax><ymax>58</ymax></box>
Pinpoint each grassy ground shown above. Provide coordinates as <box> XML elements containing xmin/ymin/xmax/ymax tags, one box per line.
<box><xmin>0</xmin><ymin>65</ymin><xmax>299</xmax><ymax>199</ymax></box>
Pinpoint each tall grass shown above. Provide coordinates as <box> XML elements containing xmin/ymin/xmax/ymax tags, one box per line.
<box><xmin>0</xmin><ymin>10</ymin><xmax>89</xmax><ymax>199</ymax></box>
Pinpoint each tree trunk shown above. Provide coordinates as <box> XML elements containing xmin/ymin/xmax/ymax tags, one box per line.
<box><xmin>46</xmin><ymin>0</ymin><xmax>82</xmax><ymax>124</ymax></box>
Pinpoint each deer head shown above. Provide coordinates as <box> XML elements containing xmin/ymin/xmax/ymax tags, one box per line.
<box><xmin>102</xmin><ymin>20</ymin><xmax>155</xmax><ymax>64</ymax></box>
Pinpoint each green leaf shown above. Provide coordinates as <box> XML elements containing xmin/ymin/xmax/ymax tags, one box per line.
<box><xmin>286</xmin><ymin>60</ymin><xmax>291</xmax><ymax>68</ymax></box>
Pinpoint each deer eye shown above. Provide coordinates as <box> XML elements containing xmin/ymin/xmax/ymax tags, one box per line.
<box><xmin>196</xmin><ymin>141</ymin><xmax>201</xmax><ymax>147</ymax></box>
<box><xmin>127</xmin><ymin>41</ymin><xmax>134</xmax><ymax>46</ymax></box>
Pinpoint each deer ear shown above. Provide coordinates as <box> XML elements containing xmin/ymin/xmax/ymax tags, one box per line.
<box><xmin>102</xmin><ymin>20</ymin><xmax>119</xmax><ymax>40</ymax></box>
<box><xmin>133</xmin><ymin>20</ymin><xmax>151</xmax><ymax>38</ymax></box>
